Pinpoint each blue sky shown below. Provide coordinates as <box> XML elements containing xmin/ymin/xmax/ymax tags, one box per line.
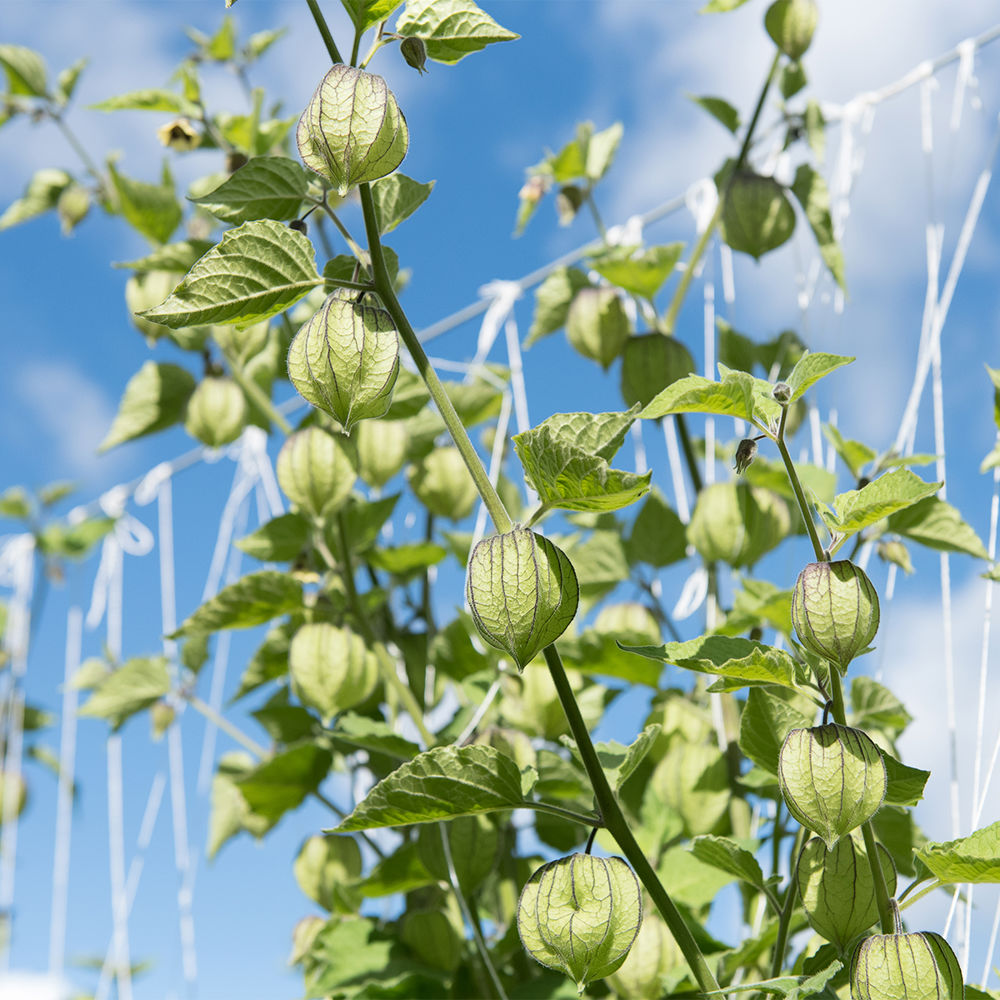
<box><xmin>3</xmin><ymin>1</ymin><xmax>1000</xmax><ymax>997</ymax></box>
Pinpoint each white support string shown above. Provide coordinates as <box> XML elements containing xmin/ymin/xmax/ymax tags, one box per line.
<box><xmin>48</xmin><ymin>605</ymin><xmax>82</xmax><ymax>977</ymax></box>
<box><xmin>663</xmin><ymin>417</ymin><xmax>690</xmax><ymax>523</ymax></box>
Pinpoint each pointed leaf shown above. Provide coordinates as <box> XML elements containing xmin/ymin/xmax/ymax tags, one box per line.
<box><xmin>100</xmin><ymin>361</ymin><xmax>196</xmax><ymax>452</ymax></box>
<box><xmin>881</xmin><ymin>749</ymin><xmax>930</xmax><ymax>807</ymax></box>
<box><xmin>79</xmin><ymin>657</ymin><xmax>170</xmax><ymax>731</ymax></box>
<box><xmin>785</xmin><ymin>352</ymin><xmax>853</xmax><ymax>403</ymax></box>
<box><xmin>641</xmin><ymin>369</ymin><xmax>779</xmax><ymax>427</ymax></box>
<box><xmin>917</xmin><ymin>821</ymin><xmax>1000</xmax><ymax>884</ymax></box>
<box><xmin>140</xmin><ymin>219</ymin><xmax>321</xmax><ymax>327</ymax></box>
<box><xmin>396</xmin><ymin>0</ymin><xmax>519</xmax><ymax>64</ymax></box>
<box><xmin>371</xmin><ymin>173</ymin><xmax>434</xmax><ymax>234</ymax></box>
<box><xmin>190</xmin><ymin>157</ymin><xmax>310</xmax><ymax>223</ymax></box>
<box><xmin>690</xmin><ymin>835</ymin><xmax>767</xmax><ymax>891</ymax></box>
<box><xmin>343</xmin><ymin>0</ymin><xmax>405</xmax><ymax>30</ymax></box>
<box><xmin>236</xmin><ymin>743</ymin><xmax>333</xmax><ymax>822</ymax></box>
<box><xmin>738</xmin><ymin>687</ymin><xmax>813</xmax><ymax>774</ymax></box>
<box><xmin>690</xmin><ymin>94</ymin><xmax>740</xmax><ymax>133</ymax></box>
<box><xmin>887</xmin><ymin>496</ymin><xmax>989</xmax><ymax>559</ymax></box>
<box><xmin>0</xmin><ymin>168</ymin><xmax>71</xmax><ymax>230</ymax></box>
<box><xmin>235</xmin><ymin>512</ymin><xmax>310</xmax><ymax>562</ymax></box>
<box><xmin>109</xmin><ymin>163</ymin><xmax>182</xmax><ymax>245</ymax></box>
<box><xmin>89</xmin><ymin>88</ymin><xmax>197</xmax><ymax>115</ymax></box>
<box><xmin>526</xmin><ymin>267</ymin><xmax>591</xmax><ymax>347</ymax></box>
<box><xmin>173</xmin><ymin>570</ymin><xmax>302</xmax><ymax>636</ymax></box>
<box><xmin>826</xmin><ymin>469</ymin><xmax>942</xmax><ymax>538</ymax></box>
<box><xmin>114</xmin><ymin>240</ymin><xmax>215</xmax><ymax>273</ymax></box>
<box><xmin>790</xmin><ymin>164</ymin><xmax>846</xmax><ymax>290</ymax></box>
<box><xmin>329</xmin><ymin>713</ymin><xmax>421</xmax><ymax>761</ymax></box>
<box><xmin>823</xmin><ymin>424</ymin><xmax>875</xmax><ymax>478</ymax></box>
<box><xmin>334</xmin><ymin>745</ymin><xmax>525</xmax><ymax>831</ymax></box>
<box><xmin>588</xmin><ymin>243</ymin><xmax>683</xmax><ymax>300</ymax></box>
<box><xmin>0</xmin><ymin>44</ymin><xmax>48</xmax><ymax>96</ymax></box>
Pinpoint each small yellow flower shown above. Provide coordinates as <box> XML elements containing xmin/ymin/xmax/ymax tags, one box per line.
<box><xmin>157</xmin><ymin>118</ymin><xmax>201</xmax><ymax>151</ymax></box>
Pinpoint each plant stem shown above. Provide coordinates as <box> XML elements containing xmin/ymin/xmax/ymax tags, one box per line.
<box><xmin>675</xmin><ymin>413</ymin><xmax>704</xmax><ymax>494</ymax></box>
<box><xmin>774</xmin><ymin>406</ymin><xmax>826</xmax><ymax>563</ymax></box>
<box><xmin>661</xmin><ymin>51</ymin><xmax>781</xmax><ymax>335</ymax></box>
<box><xmin>305</xmin><ymin>0</ymin><xmax>344</xmax><ymax>65</ymax></box>
<box><xmin>223</xmin><ymin>350</ymin><xmax>294</xmax><ymax>436</ymax></box>
<box><xmin>542</xmin><ymin>646</ymin><xmax>723</xmax><ymax>997</ymax></box>
<box><xmin>185</xmin><ymin>694</ymin><xmax>268</xmax><ymax>758</ymax></box>
<box><xmin>51</xmin><ymin>113</ymin><xmax>105</xmax><ymax>192</ymax></box>
<box><xmin>526</xmin><ymin>801</ymin><xmax>603</xmax><ymax>827</ymax></box>
<box><xmin>358</xmin><ymin>182</ymin><xmax>514</xmax><ymax>534</ymax></box>
<box><xmin>770</xmin><ymin>827</ymin><xmax>806</xmax><ymax>977</ymax></box>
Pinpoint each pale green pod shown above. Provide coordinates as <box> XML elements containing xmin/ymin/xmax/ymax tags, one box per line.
<box><xmin>355</xmin><ymin>418</ymin><xmax>408</xmax><ymax>489</ymax></box>
<box><xmin>409</xmin><ymin>446</ymin><xmax>478</xmax><ymax>520</ymax></box>
<box><xmin>796</xmin><ymin>833</ymin><xmax>897</xmax><ymax>953</ymax></box>
<box><xmin>791</xmin><ymin>560</ymin><xmax>880</xmax><ymax>672</ymax></box>
<box><xmin>184</xmin><ymin>376</ymin><xmax>247</xmax><ymax>447</ymax></box>
<box><xmin>416</xmin><ymin>815</ymin><xmax>499</xmax><ymax>895</ymax></box>
<box><xmin>517</xmin><ymin>854</ymin><xmax>643</xmax><ymax>992</ymax></box>
<box><xmin>297</xmin><ymin>65</ymin><xmax>408</xmax><ymax>195</ymax></box>
<box><xmin>466</xmin><ymin>526</ymin><xmax>579</xmax><ymax>670</ymax></box>
<box><xmin>605</xmin><ymin>911</ymin><xmax>681</xmax><ymax>1000</ymax></box>
<box><xmin>288</xmin><ymin>622</ymin><xmax>378</xmax><ymax>723</ymax></box>
<box><xmin>287</xmin><ymin>291</ymin><xmax>400</xmax><ymax>432</ymax></box>
<box><xmin>620</xmin><ymin>333</ymin><xmax>695</xmax><ymax>409</ymax></box>
<box><xmin>778</xmin><ymin>724</ymin><xmax>886</xmax><ymax>849</ymax></box>
<box><xmin>293</xmin><ymin>834</ymin><xmax>362</xmax><ymax>913</ymax></box>
<box><xmin>565</xmin><ymin>287</ymin><xmax>630</xmax><ymax>370</ymax></box>
<box><xmin>765</xmin><ymin>0</ymin><xmax>819</xmax><ymax>61</ymax></box>
<box><xmin>127</xmin><ymin>270</ymin><xmax>208</xmax><ymax>350</ymax></box>
<box><xmin>400</xmin><ymin>908</ymin><xmax>464</xmax><ymax>972</ymax></box>
<box><xmin>276</xmin><ymin>427</ymin><xmax>356</xmax><ymax>519</ymax></box>
<box><xmin>687</xmin><ymin>481</ymin><xmax>789</xmax><ymax>569</ymax></box>
<box><xmin>593</xmin><ymin>602</ymin><xmax>661</xmax><ymax>646</ymax></box>
<box><xmin>721</xmin><ymin>171</ymin><xmax>796</xmax><ymax>259</ymax></box>
<box><xmin>652</xmin><ymin>742</ymin><xmax>730</xmax><ymax>836</ymax></box>
<box><xmin>851</xmin><ymin>931</ymin><xmax>965</xmax><ymax>1000</ymax></box>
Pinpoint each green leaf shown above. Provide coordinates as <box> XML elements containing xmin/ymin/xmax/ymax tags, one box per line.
<box><xmin>790</xmin><ymin>164</ymin><xmax>846</xmax><ymax>290</ymax></box>
<box><xmin>690</xmin><ymin>834</ymin><xmax>767</xmax><ymax>892</ymax></box>
<box><xmin>785</xmin><ymin>351</ymin><xmax>854</xmax><ymax>403</ymax></box>
<box><xmin>335</xmin><ymin>745</ymin><xmax>525</xmax><ymax>831</ymax></box>
<box><xmin>700</xmin><ymin>0</ymin><xmax>752</xmax><ymax>11</ymax></box>
<box><xmin>329</xmin><ymin>713</ymin><xmax>421</xmax><ymax>761</ymax></box>
<box><xmin>371</xmin><ymin>173</ymin><xmax>434</xmax><ymax>234</ymax></box>
<box><xmin>235</xmin><ymin>512</ymin><xmax>310</xmax><ymax>562</ymax></box>
<box><xmin>396</xmin><ymin>0</ymin><xmax>519</xmax><ymax>63</ymax></box>
<box><xmin>141</xmin><ymin>220</ymin><xmax>321</xmax><ymax>327</ymax></box>
<box><xmin>114</xmin><ymin>240</ymin><xmax>215</xmax><ymax>274</ymax></box>
<box><xmin>881</xmin><ymin>749</ymin><xmax>930</xmax><ymax>807</ymax></box>
<box><xmin>38</xmin><ymin>481</ymin><xmax>75</xmax><ymax>507</ymax></box>
<box><xmin>823</xmin><ymin>424</ymin><xmax>875</xmax><ymax>478</ymax></box>
<box><xmin>583</xmin><ymin>121</ymin><xmax>624</xmax><ymax>182</ymax></box>
<box><xmin>109</xmin><ymin>163</ymin><xmax>182</xmax><ymax>245</ymax></box>
<box><xmin>89</xmin><ymin>88</ymin><xmax>197</xmax><ymax>115</ymax></box>
<box><xmin>641</xmin><ymin>370</ymin><xmax>780</xmax><ymax>427</ymax></box>
<box><xmin>100</xmin><ymin>361</ymin><xmax>196</xmax><ymax>452</ymax></box>
<box><xmin>0</xmin><ymin>44</ymin><xmax>48</xmax><ymax>96</ymax></box>
<box><xmin>689</xmin><ymin>94</ymin><xmax>740</xmax><ymax>133</ymax></box>
<box><xmin>824</xmin><ymin>469</ymin><xmax>942</xmax><ymax>539</ymax></box>
<box><xmin>613</xmin><ymin>724</ymin><xmax>661</xmax><ymax>790</ymax></box>
<box><xmin>700</xmin><ymin>962</ymin><xmax>842</xmax><ymax>998</ymax></box>
<box><xmin>236</xmin><ymin>743</ymin><xmax>333</xmax><ymax>822</ymax></box>
<box><xmin>526</xmin><ymin>267</ymin><xmax>591</xmax><ymax>347</ymax></box>
<box><xmin>231</xmin><ymin>622</ymin><xmax>295</xmax><ymax>701</ymax></box>
<box><xmin>887</xmin><ymin>496</ymin><xmax>990</xmax><ymax>559</ymax></box>
<box><xmin>626</xmin><ymin>490</ymin><xmax>687</xmax><ymax>568</ymax></box>
<box><xmin>851</xmin><ymin>676</ymin><xmax>912</xmax><ymax>733</ymax></box>
<box><xmin>190</xmin><ymin>157</ymin><xmax>310</xmax><ymax>223</ymax></box>
<box><xmin>917</xmin><ymin>821</ymin><xmax>1000</xmax><ymax>884</ymax></box>
<box><xmin>622</xmin><ymin>635</ymin><xmax>798</xmax><ymax>692</ymax></box>
<box><xmin>588</xmin><ymin>243</ymin><xmax>683</xmax><ymax>300</ymax></box>
<box><xmin>0</xmin><ymin>487</ymin><xmax>32</xmax><ymax>520</ymax></box>
<box><xmin>173</xmin><ymin>570</ymin><xmax>302</xmax><ymax>636</ymax></box>
<box><xmin>513</xmin><ymin>409</ymin><xmax>649</xmax><ymax>515</ymax></box>
<box><xmin>738</xmin><ymin>687</ymin><xmax>813</xmax><ymax>774</ymax></box>
<box><xmin>0</xmin><ymin>168</ymin><xmax>72</xmax><ymax>230</ymax></box>
<box><xmin>343</xmin><ymin>0</ymin><xmax>405</xmax><ymax>31</ymax></box>
<box><xmin>38</xmin><ymin>517</ymin><xmax>115</xmax><ymax>559</ymax></box>
<box><xmin>367</xmin><ymin>542</ymin><xmax>447</xmax><ymax>577</ymax></box>
<box><xmin>79</xmin><ymin>657</ymin><xmax>170</xmax><ymax>731</ymax></box>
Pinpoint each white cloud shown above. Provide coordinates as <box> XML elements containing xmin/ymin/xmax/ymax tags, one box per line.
<box><xmin>0</xmin><ymin>971</ymin><xmax>72</xmax><ymax>1000</ymax></box>
<box><xmin>13</xmin><ymin>361</ymin><xmax>116</xmax><ymax>477</ymax></box>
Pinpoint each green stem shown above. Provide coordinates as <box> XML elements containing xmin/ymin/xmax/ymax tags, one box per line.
<box><xmin>770</xmin><ymin>828</ymin><xmax>806</xmax><ymax>977</ymax></box>
<box><xmin>661</xmin><ymin>51</ymin><xmax>781</xmax><ymax>335</ymax></box>
<box><xmin>525</xmin><ymin>801</ymin><xmax>603</xmax><ymax>827</ymax></box>
<box><xmin>542</xmin><ymin>646</ymin><xmax>722</xmax><ymax>997</ymax></box>
<box><xmin>359</xmin><ymin>182</ymin><xmax>514</xmax><ymax>534</ymax></box>
<box><xmin>774</xmin><ymin>406</ymin><xmax>826</xmax><ymax>563</ymax></box>
<box><xmin>675</xmin><ymin>413</ymin><xmax>704</xmax><ymax>494</ymax></box>
<box><xmin>318</xmin><ymin>199</ymin><xmax>369</xmax><ymax>264</ymax></box>
<box><xmin>223</xmin><ymin>349</ymin><xmax>294</xmax><ymax>436</ymax></box>
<box><xmin>324</xmin><ymin>277</ymin><xmax>376</xmax><ymax>293</ymax></box>
<box><xmin>305</xmin><ymin>0</ymin><xmax>344</xmax><ymax>65</ymax></box>
<box><xmin>185</xmin><ymin>694</ymin><xmax>268</xmax><ymax>758</ymax></box>
<box><xmin>51</xmin><ymin>113</ymin><xmax>105</xmax><ymax>192</ymax></box>
<box><xmin>584</xmin><ymin>189</ymin><xmax>608</xmax><ymax>242</ymax></box>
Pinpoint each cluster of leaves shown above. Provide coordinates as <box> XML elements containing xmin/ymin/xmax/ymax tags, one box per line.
<box><xmin>5</xmin><ymin>1</ymin><xmax>1000</xmax><ymax>999</ymax></box>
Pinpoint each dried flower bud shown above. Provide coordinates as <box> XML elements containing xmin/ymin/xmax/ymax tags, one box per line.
<box><xmin>734</xmin><ymin>437</ymin><xmax>758</xmax><ymax>475</ymax></box>
<box><xmin>772</xmin><ymin>381</ymin><xmax>792</xmax><ymax>404</ymax></box>
<box><xmin>399</xmin><ymin>36</ymin><xmax>428</xmax><ymax>74</ymax></box>
<box><xmin>556</xmin><ymin>184</ymin><xmax>584</xmax><ymax>226</ymax></box>
<box><xmin>620</xmin><ymin>333</ymin><xmax>696</xmax><ymax>409</ymax></box>
<box><xmin>276</xmin><ymin>426</ymin><xmax>357</xmax><ymax>519</ymax></box>
<box><xmin>287</xmin><ymin>291</ymin><xmax>400</xmax><ymax>433</ymax></box>
<box><xmin>184</xmin><ymin>376</ymin><xmax>247</xmax><ymax>447</ymax></box>
<box><xmin>517</xmin><ymin>854</ymin><xmax>642</xmax><ymax>991</ymax></box>
<box><xmin>466</xmin><ymin>526</ymin><xmax>579</xmax><ymax>670</ymax></box>
<box><xmin>765</xmin><ymin>0</ymin><xmax>819</xmax><ymax>61</ymax></box>
<box><xmin>565</xmin><ymin>287</ymin><xmax>630</xmax><ymax>370</ymax></box>
<box><xmin>778</xmin><ymin>724</ymin><xmax>886</xmax><ymax>849</ymax></box>
<box><xmin>157</xmin><ymin>117</ymin><xmax>201</xmax><ymax>151</ymax></box>
<box><xmin>791</xmin><ymin>560</ymin><xmax>880</xmax><ymax>671</ymax></box>
<box><xmin>687</xmin><ymin>481</ymin><xmax>789</xmax><ymax>569</ymax></box>
<box><xmin>851</xmin><ymin>931</ymin><xmax>964</xmax><ymax>1000</ymax></box>
<box><xmin>297</xmin><ymin>65</ymin><xmax>408</xmax><ymax>196</ymax></box>
<box><xmin>518</xmin><ymin>175</ymin><xmax>548</xmax><ymax>206</ymax></box>
<box><xmin>226</xmin><ymin>151</ymin><xmax>248</xmax><ymax>175</ymax></box>
<box><xmin>796</xmin><ymin>833</ymin><xmax>897</xmax><ymax>952</ymax></box>
<box><xmin>289</xmin><ymin>622</ymin><xmax>378</xmax><ymax>723</ymax></box>
<box><xmin>721</xmin><ymin>170</ymin><xmax>796</xmax><ymax>260</ymax></box>
<box><xmin>288</xmin><ymin>218</ymin><xmax>308</xmax><ymax>235</ymax></box>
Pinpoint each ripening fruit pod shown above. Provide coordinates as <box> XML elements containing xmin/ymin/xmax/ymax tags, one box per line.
<box><xmin>765</xmin><ymin>0</ymin><xmax>819</xmax><ymax>61</ymax></box>
<box><xmin>297</xmin><ymin>65</ymin><xmax>408</xmax><ymax>195</ymax></box>
<box><xmin>466</xmin><ymin>526</ymin><xmax>579</xmax><ymax>670</ymax></box>
<box><xmin>687</xmin><ymin>481</ymin><xmax>790</xmax><ymax>569</ymax></box>
<box><xmin>778</xmin><ymin>724</ymin><xmax>886</xmax><ymax>849</ymax></box>
<box><xmin>409</xmin><ymin>446</ymin><xmax>478</xmax><ymax>520</ymax></box>
<box><xmin>593</xmin><ymin>601</ymin><xmax>661</xmax><ymax>646</ymax></box>
<box><xmin>401</xmin><ymin>908</ymin><xmax>464</xmax><ymax>972</ymax></box>
<box><xmin>355</xmin><ymin>418</ymin><xmax>408</xmax><ymax>489</ymax></box>
<box><xmin>276</xmin><ymin>426</ymin><xmax>357</xmax><ymax>519</ymax></box>
<box><xmin>851</xmin><ymin>931</ymin><xmax>965</xmax><ymax>1000</ymax></box>
<box><xmin>796</xmin><ymin>833</ymin><xmax>897</xmax><ymax>953</ymax></box>
<box><xmin>287</xmin><ymin>291</ymin><xmax>400</xmax><ymax>433</ymax></box>
<box><xmin>518</xmin><ymin>854</ymin><xmax>643</xmax><ymax>992</ymax></box>
<box><xmin>605</xmin><ymin>911</ymin><xmax>682</xmax><ymax>1000</ymax></box>
<box><xmin>620</xmin><ymin>333</ymin><xmax>696</xmax><ymax>408</ymax></box>
<box><xmin>288</xmin><ymin>622</ymin><xmax>379</xmax><ymax>723</ymax></box>
<box><xmin>791</xmin><ymin>560</ymin><xmax>880</xmax><ymax>672</ymax></box>
<box><xmin>720</xmin><ymin>170</ymin><xmax>796</xmax><ymax>259</ymax></box>
<box><xmin>293</xmin><ymin>834</ymin><xmax>362</xmax><ymax>913</ymax></box>
<box><xmin>184</xmin><ymin>376</ymin><xmax>247</xmax><ymax>447</ymax></box>
<box><xmin>565</xmin><ymin>287</ymin><xmax>630</xmax><ymax>370</ymax></box>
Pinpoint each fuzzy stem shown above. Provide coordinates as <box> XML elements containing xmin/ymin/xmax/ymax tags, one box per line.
<box><xmin>774</xmin><ymin>405</ymin><xmax>827</xmax><ymax>562</ymax></box>
<box><xmin>770</xmin><ymin>828</ymin><xmax>806</xmax><ymax>977</ymax></box>
<box><xmin>526</xmin><ymin>801</ymin><xmax>603</xmax><ymax>827</ymax></box>
<box><xmin>305</xmin><ymin>0</ymin><xmax>344</xmax><ymax>65</ymax></box>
